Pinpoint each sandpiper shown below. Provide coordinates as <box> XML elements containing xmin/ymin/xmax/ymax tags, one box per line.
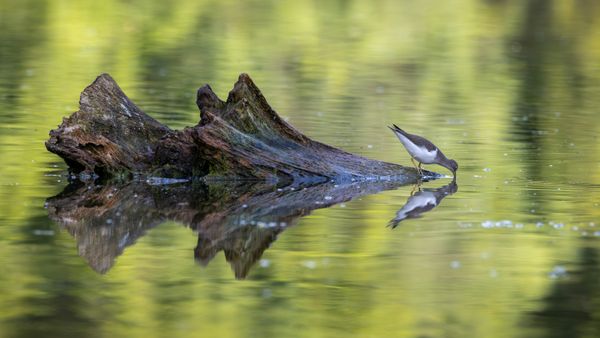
<box><xmin>388</xmin><ymin>124</ymin><xmax>458</xmax><ymax>177</ymax></box>
<box><xmin>389</xmin><ymin>179</ymin><xmax>458</xmax><ymax>228</ymax></box>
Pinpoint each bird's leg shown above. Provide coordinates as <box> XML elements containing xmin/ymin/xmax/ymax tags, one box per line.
<box><xmin>410</xmin><ymin>180</ymin><xmax>424</xmax><ymax>195</ymax></box>
<box><xmin>411</xmin><ymin>158</ymin><xmax>420</xmax><ymax>175</ymax></box>
<box><xmin>410</xmin><ymin>157</ymin><xmax>417</xmax><ymax>168</ymax></box>
<box><xmin>418</xmin><ymin>162</ymin><xmax>423</xmax><ymax>176</ymax></box>
<box><xmin>410</xmin><ymin>183</ymin><xmax>418</xmax><ymax>196</ymax></box>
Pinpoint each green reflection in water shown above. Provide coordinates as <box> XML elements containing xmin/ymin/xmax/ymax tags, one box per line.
<box><xmin>1</xmin><ymin>0</ymin><xmax>600</xmax><ymax>337</ymax></box>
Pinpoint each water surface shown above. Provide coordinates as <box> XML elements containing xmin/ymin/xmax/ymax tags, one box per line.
<box><xmin>1</xmin><ymin>1</ymin><xmax>600</xmax><ymax>337</ymax></box>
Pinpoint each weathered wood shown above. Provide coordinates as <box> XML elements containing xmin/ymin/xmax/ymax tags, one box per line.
<box><xmin>46</xmin><ymin>74</ymin><xmax>173</xmax><ymax>176</ymax></box>
<box><xmin>46</xmin><ymin>73</ymin><xmax>436</xmax><ymax>182</ymax></box>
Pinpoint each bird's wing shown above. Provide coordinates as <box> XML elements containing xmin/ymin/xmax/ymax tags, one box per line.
<box><xmin>390</xmin><ymin>124</ymin><xmax>438</xmax><ymax>152</ymax></box>
<box><xmin>388</xmin><ymin>192</ymin><xmax>437</xmax><ymax>228</ymax></box>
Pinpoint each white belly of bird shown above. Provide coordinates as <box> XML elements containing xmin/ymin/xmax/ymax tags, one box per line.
<box><xmin>396</xmin><ymin>192</ymin><xmax>437</xmax><ymax>218</ymax></box>
<box><xmin>395</xmin><ymin>133</ymin><xmax>438</xmax><ymax>164</ymax></box>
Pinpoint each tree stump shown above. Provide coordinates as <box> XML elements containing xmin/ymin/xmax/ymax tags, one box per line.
<box><xmin>46</xmin><ymin>73</ymin><xmax>436</xmax><ymax>183</ymax></box>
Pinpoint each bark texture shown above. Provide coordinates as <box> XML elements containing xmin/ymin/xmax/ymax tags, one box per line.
<box><xmin>46</xmin><ymin>73</ymin><xmax>434</xmax><ymax>182</ymax></box>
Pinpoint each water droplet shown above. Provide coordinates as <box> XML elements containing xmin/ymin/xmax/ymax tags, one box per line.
<box><xmin>481</xmin><ymin>220</ymin><xmax>493</xmax><ymax>228</ymax></box>
<box><xmin>498</xmin><ymin>220</ymin><xmax>513</xmax><ymax>227</ymax></box>
<box><xmin>33</xmin><ymin>229</ymin><xmax>54</xmax><ymax>236</ymax></box>
<box><xmin>549</xmin><ymin>265</ymin><xmax>567</xmax><ymax>279</ymax></box>
<box><xmin>302</xmin><ymin>260</ymin><xmax>317</xmax><ymax>269</ymax></box>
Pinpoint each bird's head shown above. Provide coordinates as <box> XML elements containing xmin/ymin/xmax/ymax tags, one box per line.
<box><xmin>446</xmin><ymin>159</ymin><xmax>458</xmax><ymax>176</ymax></box>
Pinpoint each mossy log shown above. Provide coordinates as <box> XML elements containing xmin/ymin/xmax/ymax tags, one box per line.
<box><xmin>46</xmin><ymin>73</ymin><xmax>435</xmax><ymax>183</ymax></box>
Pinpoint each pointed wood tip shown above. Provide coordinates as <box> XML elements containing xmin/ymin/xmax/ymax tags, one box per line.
<box><xmin>227</xmin><ymin>73</ymin><xmax>261</xmax><ymax>104</ymax></box>
<box><xmin>84</xmin><ymin>73</ymin><xmax>119</xmax><ymax>96</ymax></box>
<box><xmin>196</xmin><ymin>84</ymin><xmax>224</xmax><ymax>114</ymax></box>
<box><xmin>79</xmin><ymin>73</ymin><xmax>128</xmax><ymax>114</ymax></box>
<box><xmin>237</xmin><ymin>73</ymin><xmax>252</xmax><ymax>84</ymax></box>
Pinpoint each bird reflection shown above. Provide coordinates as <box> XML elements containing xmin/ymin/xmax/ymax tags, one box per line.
<box><xmin>388</xmin><ymin>179</ymin><xmax>458</xmax><ymax>228</ymax></box>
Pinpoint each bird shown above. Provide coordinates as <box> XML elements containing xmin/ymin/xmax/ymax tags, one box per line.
<box><xmin>388</xmin><ymin>124</ymin><xmax>458</xmax><ymax>177</ymax></box>
<box><xmin>388</xmin><ymin>179</ymin><xmax>457</xmax><ymax>228</ymax></box>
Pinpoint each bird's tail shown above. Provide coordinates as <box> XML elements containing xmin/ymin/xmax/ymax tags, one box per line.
<box><xmin>388</xmin><ymin>124</ymin><xmax>407</xmax><ymax>136</ymax></box>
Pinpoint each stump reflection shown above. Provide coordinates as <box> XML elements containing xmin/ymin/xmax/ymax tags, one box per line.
<box><xmin>47</xmin><ymin>179</ymin><xmax>410</xmax><ymax>279</ymax></box>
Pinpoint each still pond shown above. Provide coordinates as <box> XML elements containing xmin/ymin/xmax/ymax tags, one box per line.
<box><xmin>1</xmin><ymin>1</ymin><xmax>600</xmax><ymax>337</ymax></box>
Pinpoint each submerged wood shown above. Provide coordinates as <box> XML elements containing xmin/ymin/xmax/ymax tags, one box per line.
<box><xmin>47</xmin><ymin>179</ymin><xmax>408</xmax><ymax>278</ymax></box>
<box><xmin>46</xmin><ymin>73</ymin><xmax>436</xmax><ymax>182</ymax></box>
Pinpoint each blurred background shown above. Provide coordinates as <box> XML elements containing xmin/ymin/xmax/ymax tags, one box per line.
<box><xmin>1</xmin><ymin>0</ymin><xmax>600</xmax><ymax>337</ymax></box>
